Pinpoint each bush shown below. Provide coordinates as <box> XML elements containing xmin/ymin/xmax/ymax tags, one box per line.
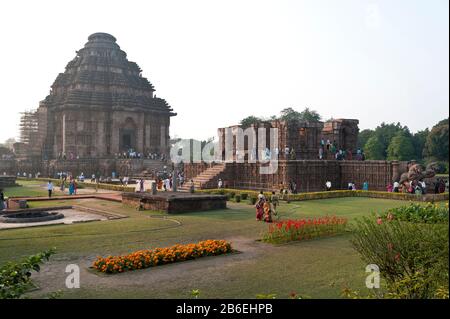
<box><xmin>350</xmin><ymin>215</ymin><xmax>448</xmax><ymax>298</ymax></box>
<box><xmin>385</xmin><ymin>202</ymin><xmax>448</xmax><ymax>224</ymax></box>
<box><xmin>229</xmin><ymin>192</ymin><xmax>236</xmax><ymax>198</ymax></box>
<box><xmin>249</xmin><ymin>196</ymin><xmax>257</xmax><ymax>205</ymax></box>
<box><xmin>235</xmin><ymin>194</ymin><xmax>241</xmax><ymax>202</ymax></box>
<box><xmin>241</xmin><ymin>193</ymin><xmax>248</xmax><ymax>200</ymax></box>
<box><xmin>0</xmin><ymin>249</ymin><xmax>55</xmax><ymax>299</ymax></box>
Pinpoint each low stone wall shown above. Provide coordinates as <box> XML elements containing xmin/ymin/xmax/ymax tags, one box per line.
<box><xmin>122</xmin><ymin>192</ymin><xmax>227</xmax><ymax>213</ymax></box>
<box><xmin>0</xmin><ymin>176</ymin><xmax>17</xmax><ymax>188</ymax></box>
<box><xmin>183</xmin><ymin>160</ymin><xmax>403</xmax><ymax>192</ymax></box>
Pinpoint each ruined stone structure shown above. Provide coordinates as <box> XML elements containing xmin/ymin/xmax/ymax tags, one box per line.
<box><xmin>217</xmin><ymin>118</ymin><xmax>359</xmax><ymax>161</ymax></box>
<box><xmin>181</xmin><ymin>119</ymin><xmax>408</xmax><ymax>192</ymax></box>
<box><xmin>18</xmin><ymin>33</ymin><xmax>175</xmax><ymax>160</ymax></box>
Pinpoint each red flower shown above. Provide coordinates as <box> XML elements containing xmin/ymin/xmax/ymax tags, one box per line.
<box><xmin>376</xmin><ymin>217</ymin><xmax>383</xmax><ymax>225</ymax></box>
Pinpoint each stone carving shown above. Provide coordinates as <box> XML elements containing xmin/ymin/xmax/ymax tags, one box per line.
<box><xmin>399</xmin><ymin>162</ymin><xmax>437</xmax><ymax>186</ymax></box>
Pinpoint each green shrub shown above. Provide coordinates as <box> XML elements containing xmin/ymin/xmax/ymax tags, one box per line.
<box><xmin>241</xmin><ymin>193</ymin><xmax>248</xmax><ymax>200</ymax></box>
<box><xmin>385</xmin><ymin>202</ymin><xmax>448</xmax><ymax>224</ymax></box>
<box><xmin>350</xmin><ymin>215</ymin><xmax>449</xmax><ymax>298</ymax></box>
<box><xmin>229</xmin><ymin>192</ymin><xmax>236</xmax><ymax>198</ymax></box>
<box><xmin>0</xmin><ymin>249</ymin><xmax>55</xmax><ymax>299</ymax></box>
<box><xmin>235</xmin><ymin>194</ymin><xmax>241</xmax><ymax>202</ymax></box>
<box><xmin>249</xmin><ymin>196</ymin><xmax>257</xmax><ymax>205</ymax></box>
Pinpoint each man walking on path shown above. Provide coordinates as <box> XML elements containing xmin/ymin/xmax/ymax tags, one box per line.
<box><xmin>47</xmin><ymin>180</ymin><xmax>54</xmax><ymax>198</ymax></box>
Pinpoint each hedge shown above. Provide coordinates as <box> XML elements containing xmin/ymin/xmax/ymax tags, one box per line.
<box><xmin>196</xmin><ymin>188</ymin><xmax>449</xmax><ymax>202</ymax></box>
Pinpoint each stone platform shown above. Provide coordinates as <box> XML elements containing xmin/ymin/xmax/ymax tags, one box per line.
<box><xmin>0</xmin><ymin>175</ymin><xmax>17</xmax><ymax>188</ymax></box>
<box><xmin>122</xmin><ymin>192</ymin><xmax>227</xmax><ymax>213</ymax></box>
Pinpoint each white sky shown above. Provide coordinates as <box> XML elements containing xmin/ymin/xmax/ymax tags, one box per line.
<box><xmin>0</xmin><ymin>0</ymin><xmax>448</xmax><ymax>143</ymax></box>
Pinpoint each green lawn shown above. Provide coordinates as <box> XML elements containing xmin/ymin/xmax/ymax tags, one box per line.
<box><xmin>0</xmin><ymin>182</ymin><xmax>417</xmax><ymax>299</ymax></box>
<box><xmin>3</xmin><ymin>180</ymin><xmax>49</xmax><ymax>197</ymax></box>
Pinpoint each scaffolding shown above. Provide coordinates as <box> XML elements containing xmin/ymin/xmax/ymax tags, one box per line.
<box><xmin>19</xmin><ymin>110</ymin><xmax>39</xmax><ymax>144</ymax></box>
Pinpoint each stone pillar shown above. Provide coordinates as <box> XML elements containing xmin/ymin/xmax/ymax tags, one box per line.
<box><xmin>62</xmin><ymin>113</ymin><xmax>66</xmax><ymax>155</ymax></box>
<box><xmin>391</xmin><ymin>160</ymin><xmax>400</xmax><ymax>182</ymax></box>
<box><xmin>111</xmin><ymin>114</ymin><xmax>120</xmax><ymax>155</ymax></box>
<box><xmin>145</xmin><ymin>124</ymin><xmax>151</xmax><ymax>151</ymax></box>
<box><xmin>97</xmin><ymin>121</ymin><xmax>105</xmax><ymax>156</ymax></box>
<box><xmin>137</xmin><ymin>113</ymin><xmax>145</xmax><ymax>153</ymax></box>
<box><xmin>160</xmin><ymin>124</ymin><xmax>166</xmax><ymax>152</ymax></box>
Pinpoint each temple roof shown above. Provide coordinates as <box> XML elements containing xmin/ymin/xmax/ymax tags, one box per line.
<box><xmin>42</xmin><ymin>33</ymin><xmax>175</xmax><ymax>115</ymax></box>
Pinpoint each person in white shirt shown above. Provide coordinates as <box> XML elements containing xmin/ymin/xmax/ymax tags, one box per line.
<box><xmin>218</xmin><ymin>179</ymin><xmax>223</xmax><ymax>189</ymax></box>
<box><xmin>393</xmin><ymin>181</ymin><xmax>400</xmax><ymax>193</ymax></box>
<box><xmin>326</xmin><ymin>181</ymin><xmax>332</xmax><ymax>191</ymax></box>
<box><xmin>47</xmin><ymin>181</ymin><xmax>54</xmax><ymax>198</ymax></box>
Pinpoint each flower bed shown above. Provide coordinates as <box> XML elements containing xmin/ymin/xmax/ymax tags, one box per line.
<box><xmin>383</xmin><ymin>202</ymin><xmax>449</xmax><ymax>224</ymax></box>
<box><xmin>262</xmin><ymin>216</ymin><xmax>348</xmax><ymax>244</ymax></box>
<box><xmin>92</xmin><ymin>240</ymin><xmax>232</xmax><ymax>274</ymax></box>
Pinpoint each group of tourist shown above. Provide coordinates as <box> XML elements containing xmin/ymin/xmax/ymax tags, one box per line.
<box><xmin>255</xmin><ymin>191</ymin><xmax>279</xmax><ymax>223</ymax></box>
<box><xmin>114</xmin><ymin>149</ymin><xmax>167</xmax><ymax>161</ymax></box>
<box><xmin>316</xmin><ymin>139</ymin><xmax>366</xmax><ymax>161</ymax></box>
<box><xmin>384</xmin><ymin>179</ymin><xmax>447</xmax><ymax>195</ymax></box>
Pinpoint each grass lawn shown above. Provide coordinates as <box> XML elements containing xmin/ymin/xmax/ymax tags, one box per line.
<box><xmin>2</xmin><ymin>179</ymin><xmax>50</xmax><ymax>197</ymax></box>
<box><xmin>0</xmin><ymin>179</ymin><xmax>419</xmax><ymax>299</ymax></box>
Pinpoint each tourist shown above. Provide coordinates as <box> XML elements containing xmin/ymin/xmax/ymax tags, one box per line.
<box><xmin>270</xmin><ymin>191</ymin><xmax>279</xmax><ymax>219</ymax></box>
<box><xmin>140</xmin><ymin>179</ymin><xmax>145</xmax><ymax>192</ymax></box>
<box><xmin>218</xmin><ymin>178</ymin><xmax>223</xmax><ymax>189</ymax></box>
<box><xmin>362</xmin><ymin>181</ymin><xmax>369</xmax><ymax>191</ymax></box>
<box><xmin>351</xmin><ymin>182</ymin><xmax>357</xmax><ymax>191</ymax></box>
<box><xmin>284</xmin><ymin>146</ymin><xmax>290</xmax><ymax>159</ymax></box>
<box><xmin>73</xmin><ymin>180</ymin><xmax>78</xmax><ymax>195</ymax></box>
<box><xmin>290</xmin><ymin>148</ymin><xmax>296</xmax><ymax>160</ymax></box>
<box><xmin>420</xmin><ymin>180</ymin><xmax>426</xmax><ymax>194</ymax></box>
<box><xmin>326</xmin><ymin>139</ymin><xmax>331</xmax><ymax>151</ymax></box>
<box><xmin>0</xmin><ymin>188</ymin><xmax>5</xmax><ymax>211</ymax></box>
<box><xmin>47</xmin><ymin>180</ymin><xmax>54</xmax><ymax>198</ymax></box>
<box><xmin>263</xmin><ymin>200</ymin><xmax>272</xmax><ymax>223</ymax></box>
<box><xmin>189</xmin><ymin>179</ymin><xmax>195</xmax><ymax>193</ymax></box>
<box><xmin>393</xmin><ymin>181</ymin><xmax>399</xmax><ymax>192</ymax></box>
<box><xmin>386</xmin><ymin>183</ymin><xmax>393</xmax><ymax>192</ymax></box>
<box><xmin>318</xmin><ymin>147</ymin><xmax>323</xmax><ymax>160</ymax></box>
<box><xmin>164</xmin><ymin>177</ymin><xmax>171</xmax><ymax>191</ymax></box>
<box><xmin>434</xmin><ymin>179</ymin><xmax>440</xmax><ymax>194</ymax></box>
<box><xmin>60</xmin><ymin>179</ymin><xmax>65</xmax><ymax>192</ymax></box>
<box><xmin>320</xmin><ymin>138</ymin><xmax>325</xmax><ymax>147</ymax></box>
<box><xmin>255</xmin><ymin>191</ymin><xmax>265</xmax><ymax>221</ymax></box>
<box><xmin>347</xmin><ymin>182</ymin><xmax>353</xmax><ymax>190</ymax></box>
<box><xmin>291</xmin><ymin>181</ymin><xmax>297</xmax><ymax>194</ymax></box>
<box><xmin>325</xmin><ymin>180</ymin><xmax>332</xmax><ymax>191</ymax></box>
<box><xmin>69</xmin><ymin>180</ymin><xmax>75</xmax><ymax>195</ymax></box>
<box><xmin>91</xmin><ymin>174</ymin><xmax>96</xmax><ymax>183</ymax></box>
<box><xmin>438</xmin><ymin>179</ymin><xmax>445</xmax><ymax>194</ymax></box>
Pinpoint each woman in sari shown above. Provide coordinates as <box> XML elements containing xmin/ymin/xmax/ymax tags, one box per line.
<box><xmin>68</xmin><ymin>180</ymin><xmax>75</xmax><ymax>195</ymax></box>
<box><xmin>263</xmin><ymin>201</ymin><xmax>272</xmax><ymax>223</ymax></box>
<box><xmin>255</xmin><ymin>195</ymin><xmax>265</xmax><ymax>221</ymax></box>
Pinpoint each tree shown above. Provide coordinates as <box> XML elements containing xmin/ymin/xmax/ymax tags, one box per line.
<box><xmin>240</xmin><ymin>116</ymin><xmax>264</xmax><ymax>128</ymax></box>
<box><xmin>373</xmin><ymin>122</ymin><xmax>408</xmax><ymax>158</ymax></box>
<box><xmin>364</xmin><ymin>136</ymin><xmax>385</xmax><ymax>160</ymax></box>
<box><xmin>387</xmin><ymin>131</ymin><xmax>415</xmax><ymax>161</ymax></box>
<box><xmin>298</xmin><ymin>107</ymin><xmax>321</xmax><ymax>122</ymax></box>
<box><xmin>411</xmin><ymin>129</ymin><xmax>429</xmax><ymax>161</ymax></box>
<box><xmin>423</xmin><ymin>118</ymin><xmax>449</xmax><ymax>161</ymax></box>
<box><xmin>279</xmin><ymin>107</ymin><xmax>321</xmax><ymax>122</ymax></box>
<box><xmin>357</xmin><ymin>129</ymin><xmax>375</xmax><ymax>150</ymax></box>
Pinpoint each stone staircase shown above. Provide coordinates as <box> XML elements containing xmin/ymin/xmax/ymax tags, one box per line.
<box><xmin>179</xmin><ymin>163</ymin><xmax>227</xmax><ymax>191</ymax></box>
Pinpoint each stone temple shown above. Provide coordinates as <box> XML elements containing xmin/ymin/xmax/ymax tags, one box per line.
<box><xmin>18</xmin><ymin>32</ymin><xmax>175</xmax><ymax>160</ymax></box>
